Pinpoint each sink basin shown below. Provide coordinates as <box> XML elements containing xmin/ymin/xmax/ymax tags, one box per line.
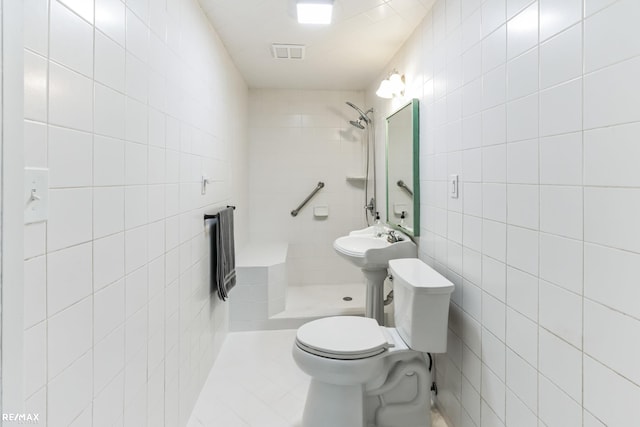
<box><xmin>333</xmin><ymin>226</ymin><xmax>417</xmax><ymax>324</ymax></box>
<box><xmin>333</xmin><ymin>234</ymin><xmax>416</xmax><ymax>270</ymax></box>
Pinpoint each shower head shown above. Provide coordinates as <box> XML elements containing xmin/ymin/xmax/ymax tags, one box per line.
<box><xmin>349</xmin><ymin>119</ymin><xmax>365</xmax><ymax>129</ymax></box>
<box><xmin>346</xmin><ymin>101</ymin><xmax>373</xmax><ymax>124</ymax></box>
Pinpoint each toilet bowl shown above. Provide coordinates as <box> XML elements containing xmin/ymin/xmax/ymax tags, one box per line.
<box><xmin>292</xmin><ymin>258</ymin><xmax>455</xmax><ymax>427</ymax></box>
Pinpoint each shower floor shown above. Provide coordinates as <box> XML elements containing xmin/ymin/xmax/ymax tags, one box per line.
<box><xmin>272</xmin><ymin>282</ymin><xmax>366</xmax><ymax>319</ymax></box>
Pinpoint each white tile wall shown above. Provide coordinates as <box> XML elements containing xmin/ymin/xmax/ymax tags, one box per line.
<box><xmin>47</xmin><ymin>297</ymin><xmax>93</xmax><ymax>380</ymax></box>
<box><xmin>24</xmin><ymin>256</ymin><xmax>46</xmax><ymax>329</ymax></box>
<box><xmin>506</xmin><ymin>3</ymin><xmax>538</xmax><ymax>59</ymax></box>
<box><xmin>482</xmin><ymin>293</ymin><xmax>505</xmax><ymax>341</ymax></box>
<box><xmin>540</xmin><ymin>78</ymin><xmax>583</xmax><ymax>137</ymax></box>
<box><xmin>506</xmin><ymin>266</ymin><xmax>538</xmax><ymax>321</ymax></box>
<box><xmin>584</xmin><ymin>300</ymin><xmax>640</xmax><ymax>385</ymax></box>
<box><xmin>539</xmin><ymin>0</ymin><xmax>582</xmax><ymax>41</ymax></box>
<box><xmin>539</xmin><ymin>280</ymin><xmax>582</xmax><ymax>348</ymax></box>
<box><xmin>366</xmin><ymin>1</ymin><xmax>640</xmax><ymax>425</ymax></box>
<box><xmin>482</xmin><ymin>144</ymin><xmax>505</xmax><ymax>181</ymax></box>
<box><xmin>47</xmin><ymin>351</ymin><xmax>93</xmax><ymax>426</ymax></box>
<box><xmin>24</xmin><ymin>50</ymin><xmax>48</xmax><ymax>122</ymax></box>
<box><xmin>48</xmin><ymin>62</ymin><xmax>93</xmax><ymax>132</ymax></box>
<box><xmin>481</xmin><ymin>255</ymin><xmax>505</xmax><ymax>301</ymax></box>
<box><xmin>506</xmin><ymin>139</ymin><xmax>538</xmax><ymax>184</ymax></box>
<box><xmin>482</xmin><ymin>363</ymin><xmax>506</xmax><ymax>420</ymax></box>
<box><xmin>47</xmin><ymin>242</ymin><xmax>93</xmax><ymax>315</ymax></box>
<box><xmin>22</xmin><ymin>1</ymin><xmax>248</xmax><ymax>426</ymax></box>
<box><xmin>506</xmin><ymin>184</ymin><xmax>538</xmax><ymax>229</ymax></box>
<box><xmin>506</xmin><ymin>225</ymin><xmax>538</xmax><ymax>275</ymax></box>
<box><xmin>539</xmin><ymin>374</ymin><xmax>582</xmax><ymax>426</ymax></box>
<box><xmin>539</xmin><ymin>23</ymin><xmax>582</xmax><ymax>89</ymax></box>
<box><xmin>584</xmin><ymin>243</ymin><xmax>640</xmax><ymax>320</ymax></box>
<box><xmin>505</xmin><ymin>389</ymin><xmax>536</xmax><ymax>427</ymax></box>
<box><xmin>539</xmin><ymin>131</ymin><xmax>582</xmax><ymax>185</ymax></box>
<box><xmin>584</xmin><ymin>0</ymin><xmax>640</xmax><ymax>72</ymax></box>
<box><xmin>49</xmin><ymin>0</ymin><xmax>93</xmax><ymax>78</ymax></box>
<box><xmin>584</xmin><ymin>55</ymin><xmax>640</xmax><ymax>129</ymax></box>
<box><xmin>507</xmin><ymin>93</ymin><xmax>538</xmax><ymax>142</ymax></box>
<box><xmin>482</xmin><ymin>328</ymin><xmax>506</xmax><ymax>380</ymax></box>
<box><xmin>584</xmin><ymin>122</ymin><xmax>640</xmax><ymax>187</ymax></box>
<box><xmin>539</xmin><ymin>233</ymin><xmax>583</xmax><ymax>293</ymax></box>
<box><xmin>506</xmin><ymin>308</ymin><xmax>538</xmax><ymax>365</ymax></box>
<box><xmin>584</xmin><ymin>355</ymin><xmax>640</xmax><ymax>426</ymax></box>
<box><xmin>506</xmin><ymin>48</ymin><xmax>538</xmax><ymax>101</ymax></box>
<box><xmin>584</xmin><ymin>187</ymin><xmax>640</xmax><ymax>253</ymax></box>
<box><xmin>48</xmin><ymin>126</ymin><xmax>93</xmax><ymax>187</ymax></box>
<box><xmin>505</xmin><ymin>349</ymin><xmax>537</xmax><ymax>412</ymax></box>
<box><xmin>539</xmin><ymin>328</ymin><xmax>582</xmax><ymax>402</ymax></box>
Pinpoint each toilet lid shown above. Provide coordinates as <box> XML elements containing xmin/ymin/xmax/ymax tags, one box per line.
<box><xmin>295</xmin><ymin>316</ymin><xmax>393</xmax><ymax>360</ymax></box>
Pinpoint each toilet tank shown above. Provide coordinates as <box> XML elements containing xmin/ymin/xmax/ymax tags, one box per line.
<box><xmin>389</xmin><ymin>259</ymin><xmax>454</xmax><ymax>353</ymax></box>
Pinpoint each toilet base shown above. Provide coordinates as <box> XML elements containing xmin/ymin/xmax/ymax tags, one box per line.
<box><xmin>367</xmin><ymin>355</ymin><xmax>432</xmax><ymax>427</ymax></box>
<box><xmin>302</xmin><ymin>380</ymin><xmax>365</xmax><ymax>427</ymax></box>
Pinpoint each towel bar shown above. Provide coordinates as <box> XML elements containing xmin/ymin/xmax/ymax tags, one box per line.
<box><xmin>204</xmin><ymin>205</ymin><xmax>236</xmax><ymax>221</ymax></box>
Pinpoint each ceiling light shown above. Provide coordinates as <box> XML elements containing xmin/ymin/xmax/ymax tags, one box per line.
<box><xmin>297</xmin><ymin>0</ymin><xmax>333</xmax><ymax>25</ymax></box>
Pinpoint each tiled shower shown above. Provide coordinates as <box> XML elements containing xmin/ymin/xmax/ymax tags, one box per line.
<box><xmin>248</xmin><ymin>89</ymin><xmax>368</xmax><ymax>289</ymax></box>
<box><xmin>8</xmin><ymin>0</ymin><xmax>640</xmax><ymax>426</ymax></box>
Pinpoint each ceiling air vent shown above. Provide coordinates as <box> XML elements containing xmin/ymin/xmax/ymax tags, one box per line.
<box><xmin>271</xmin><ymin>43</ymin><xmax>306</xmax><ymax>60</ymax></box>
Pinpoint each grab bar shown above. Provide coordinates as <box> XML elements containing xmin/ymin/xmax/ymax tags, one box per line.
<box><xmin>291</xmin><ymin>182</ymin><xmax>325</xmax><ymax>217</ymax></box>
<box><xmin>397</xmin><ymin>180</ymin><xmax>413</xmax><ymax>196</ymax></box>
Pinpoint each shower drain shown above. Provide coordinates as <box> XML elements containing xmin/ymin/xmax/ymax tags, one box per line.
<box><xmin>342</xmin><ymin>296</ymin><xmax>353</xmax><ymax>301</ymax></box>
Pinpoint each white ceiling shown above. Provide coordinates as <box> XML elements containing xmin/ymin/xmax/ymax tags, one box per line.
<box><xmin>198</xmin><ymin>0</ymin><xmax>434</xmax><ymax>90</ymax></box>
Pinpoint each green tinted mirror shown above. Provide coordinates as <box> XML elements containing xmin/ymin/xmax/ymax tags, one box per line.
<box><xmin>386</xmin><ymin>99</ymin><xmax>419</xmax><ymax>236</ymax></box>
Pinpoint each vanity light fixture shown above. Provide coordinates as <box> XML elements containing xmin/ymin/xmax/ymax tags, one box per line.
<box><xmin>297</xmin><ymin>0</ymin><xmax>334</xmax><ymax>24</ymax></box>
<box><xmin>376</xmin><ymin>70</ymin><xmax>405</xmax><ymax>98</ymax></box>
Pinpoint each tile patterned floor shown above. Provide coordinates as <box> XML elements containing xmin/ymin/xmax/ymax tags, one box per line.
<box><xmin>187</xmin><ymin>329</ymin><xmax>449</xmax><ymax>427</ymax></box>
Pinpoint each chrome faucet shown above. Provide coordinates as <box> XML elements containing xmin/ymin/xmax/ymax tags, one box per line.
<box><xmin>387</xmin><ymin>230</ymin><xmax>403</xmax><ymax>243</ymax></box>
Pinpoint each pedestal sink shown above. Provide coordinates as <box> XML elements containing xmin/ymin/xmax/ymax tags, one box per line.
<box><xmin>333</xmin><ymin>226</ymin><xmax>417</xmax><ymax>324</ymax></box>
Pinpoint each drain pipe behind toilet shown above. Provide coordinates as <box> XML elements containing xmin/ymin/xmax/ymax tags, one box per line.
<box><xmin>368</xmin><ymin>358</ymin><xmax>431</xmax><ymax>427</ymax></box>
<box><xmin>383</xmin><ymin>290</ymin><xmax>393</xmax><ymax>305</ymax></box>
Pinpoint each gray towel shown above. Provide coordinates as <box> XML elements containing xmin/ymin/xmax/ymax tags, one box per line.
<box><xmin>215</xmin><ymin>207</ymin><xmax>236</xmax><ymax>300</ymax></box>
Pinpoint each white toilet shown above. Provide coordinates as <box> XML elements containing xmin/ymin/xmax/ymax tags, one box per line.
<box><xmin>292</xmin><ymin>258</ymin><xmax>454</xmax><ymax>427</ymax></box>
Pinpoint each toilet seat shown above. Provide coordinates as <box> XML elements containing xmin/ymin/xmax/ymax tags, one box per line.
<box><xmin>295</xmin><ymin>316</ymin><xmax>394</xmax><ymax>360</ymax></box>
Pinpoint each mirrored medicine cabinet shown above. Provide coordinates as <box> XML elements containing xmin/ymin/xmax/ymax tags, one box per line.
<box><xmin>386</xmin><ymin>98</ymin><xmax>419</xmax><ymax>237</ymax></box>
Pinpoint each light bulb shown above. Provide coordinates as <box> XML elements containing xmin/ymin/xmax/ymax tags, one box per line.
<box><xmin>388</xmin><ymin>72</ymin><xmax>404</xmax><ymax>96</ymax></box>
<box><xmin>375</xmin><ymin>79</ymin><xmax>393</xmax><ymax>99</ymax></box>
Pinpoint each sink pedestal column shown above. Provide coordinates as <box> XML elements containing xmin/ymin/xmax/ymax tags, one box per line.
<box><xmin>363</xmin><ymin>269</ymin><xmax>388</xmax><ymax>325</ymax></box>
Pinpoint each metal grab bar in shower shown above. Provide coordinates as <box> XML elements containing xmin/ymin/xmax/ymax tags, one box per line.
<box><xmin>397</xmin><ymin>180</ymin><xmax>413</xmax><ymax>196</ymax></box>
<box><xmin>291</xmin><ymin>182</ymin><xmax>325</xmax><ymax>217</ymax></box>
